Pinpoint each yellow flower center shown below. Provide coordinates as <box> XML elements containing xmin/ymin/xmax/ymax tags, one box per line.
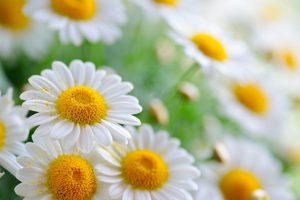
<box><xmin>121</xmin><ymin>150</ymin><xmax>169</xmax><ymax>190</ymax></box>
<box><xmin>220</xmin><ymin>169</ymin><xmax>262</xmax><ymax>200</ymax></box>
<box><xmin>234</xmin><ymin>83</ymin><xmax>269</xmax><ymax>115</ymax></box>
<box><xmin>51</xmin><ymin>0</ymin><xmax>96</xmax><ymax>20</ymax></box>
<box><xmin>191</xmin><ymin>33</ymin><xmax>228</xmax><ymax>62</ymax></box>
<box><xmin>46</xmin><ymin>155</ymin><xmax>97</xmax><ymax>200</ymax></box>
<box><xmin>153</xmin><ymin>0</ymin><xmax>177</xmax><ymax>6</ymax></box>
<box><xmin>0</xmin><ymin>121</ymin><xmax>5</xmax><ymax>150</ymax></box>
<box><xmin>56</xmin><ymin>86</ymin><xmax>108</xmax><ymax>125</ymax></box>
<box><xmin>280</xmin><ymin>49</ymin><xmax>297</xmax><ymax>70</ymax></box>
<box><xmin>261</xmin><ymin>4</ymin><xmax>281</xmax><ymax>22</ymax></box>
<box><xmin>0</xmin><ymin>0</ymin><xmax>29</xmax><ymax>31</ymax></box>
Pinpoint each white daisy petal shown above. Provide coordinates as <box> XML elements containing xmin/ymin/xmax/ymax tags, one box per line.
<box><xmin>61</xmin><ymin>124</ymin><xmax>81</xmax><ymax>150</ymax></box>
<box><xmin>23</xmin><ymin>100</ymin><xmax>56</xmax><ymax>113</ymax></box>
<box><xmin>109</xmin><ymin>183</ymin><xmax>124</xmax><ymax>199</ymax></box>
<box><xmin>28</xmin><ymin>75</ymin><xmax>60</xmax><ymax>96</ymax></box>
<box><xmin>106</xmin><ymin>114</ymin><xmax>141</xmax><ymax>126</ymax></box>
<box><xmin>77</xmin><ymin>126</ymin><xmax>95</xmax><ymax>153</ymax></box>
<box><xmin>52</xmin><ymin>61</ymin><xmax>75</xmax><ymax>87</ymax></box>
<box><xmin>27</xmin><ymin>113</ymin><xmax>57</xmax><ymax>126</ymax></box>
<box><xmin>92</xmin><ymin>124</ymin><xmax>113</xmax><ymax>147</ymax></box>
<box><xmin>50</xmin><ymin>120</ymin><xmax>74</xmax><ymax>139</ymax></box>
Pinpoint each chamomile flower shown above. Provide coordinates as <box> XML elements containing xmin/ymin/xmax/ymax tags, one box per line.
<box><xmin>97</xmin><ymin>124</ymin><xmax>200</xmax><ymax>200</ymax></box>
<box><xmin>15</xmin><ymin>137</ymin><xmax>110</xmax><ymax>200</ymax></box>
<box><xmin>0</xmin><ymin>0</ymin><xmax>52</xmax><ymax>60</ymax></box>
<box><xmin>24</xmin><ymin>0</ymin><xmax>126</xmax><ymax>46</ymax></box>
<box><xmin>193</xmin><ymin>137</ymin><xmax>293</xmax><ymax>200</ymax></box>
<box><xmin>276</xmin><ymin>109</ymin><xmax>300</xmax><ymax>165</ymax></box>
<box><xmin>21</xmin><ymin>60</ymin><xmax>142</xmax><ymax>153</ymax></box>
<box><xmin>130</xmin><ymin>0</ymin><xmax>200</xmax><ymax>20</ymax></box>
<box><xmin>167</xmin><ymin>13</ymin><xmax>251</xmax><ymax>75</ymax></box>
<box><xmin>0</xmin><ymin>89</ymin><xmax>29</xmax><ymax>177</ymax></box>
<box><xmin>210</xmin><ymin>69</ymin><xmax>290</xmax><ymax>138</ymax></box>
<box><xmin>255</xmin><ymin>29</ymin><xmax>300</xmax><ymax>99</ymax></box>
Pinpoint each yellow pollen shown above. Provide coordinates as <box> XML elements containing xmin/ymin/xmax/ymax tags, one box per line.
<box><xmin>51</xmin><ymin>0</ymin><xmax>96</xmax><ymax>20</ymax></box>
<box><xmin>280</xmin><ymin>49</ymin><xmax>298</xmax><ymax>70</ymax></box>
<box><xmin>191</xmin><ymin>33</ymin><xmax>228</xmax><ymax>62</ymax></box>
<box><xmin>56</xmin><ymin>86</ymin><xmax>108</xmax><ymax>125</ymax></box>
<box><xmin>153</xmin><ymin>0</ymin><xmax>177</xmax><ymax>6</ymax></box>
<box><xmin>233</xmin><ymin>83</ymin><xmax>269</xmax><ymax>115</ymax></box>
<box><xmin>0</xmin><ymin>0</ymin><xmax>29</xmax><ymax>31</ymax></box>
<box><xmin>46</xmin><ymin>155</ymin><xmax>97</xmax><ymax>200</ymax></box>
<box><xmin>121</xmin><ymin>150</ymin><xmax>169</xmax><ymax>190</ymax></box>
<box><xmin>220</xmin><ymin>169</ymin><xmax>262</xmax><ymax>200</ymax></box>
<box><xmin>0</xmin><ymin>121</ymin><xmax>5</xmax><ymax>150</ymax></box>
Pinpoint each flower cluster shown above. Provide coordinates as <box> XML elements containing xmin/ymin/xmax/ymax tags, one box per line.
<box><xmin>0</xmin><ymin>0</ymin><xmax>300</xmax><ymax>199</ymax></box>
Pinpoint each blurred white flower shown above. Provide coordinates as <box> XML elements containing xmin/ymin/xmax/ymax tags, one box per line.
<box><xmin>130</xmin><ymin>0</ymin><xmax>200</xmax><ymax>21</ymax></box>
<box><xmin>25</xmin><ymin>0</ymin><xmax>126</xmax><ymax>46</ymax></box>
<box><xmin>193</xmin><ymin>137</ymin><xmax>293</xmax><ymax>200</ymax></box>
<box><xmin>209</xmin><ymin>68</ymin><xmax>290</xmax><ymax>138</ymax></box>
<box><xmin>0</xmin><ymin>0</ymin><xmax>53</xmax><ymax>60</ymax></box>
<box><xmin>167</xmin><ymin>13</ymin><xmax>252</xmax><ymax>76</ymax></box>
<box><xmin>0</xmin><ymin>89</ymin><xmax>29</xmax><ymax>178</ymax></box>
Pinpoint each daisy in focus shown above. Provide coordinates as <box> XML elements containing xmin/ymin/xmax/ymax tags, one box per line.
<box><xmin>97</xmin><ymin>124</ymin><xmax>200</xmax><ymax>200</ymax></box>
<box><xmin>15</xmin><ymin>137</ymin><xmax>109</xmax><ymax>200</ymax></box>
<box><xmin>0</xmin><ymin>89</ymin><xmax>29</xmax><ymax>178</ymax></box>
<box><xmin>21</xmin><ymin>60</ymin><xmax>142</xmax><ymax>153</ymax></box>
<box><xmin>24</xmin><ymin>0</ymin><xmax>126</xmax><ymax>46</ymax></box>
<box><xmin>0</xmin><ymin>0</ymin><xmax>52</xmax><ymax>60</ymax></box>
<box><xmin>209</xmin><ymin>68</ymin><xmax>290</xmax><ymax>138</ymax></box>
<box><xmin>194</xmin><ymin>137</ymin><xmax>293</xmax><ymax>200</ymax></box>
<box><xmin>167</xmin><ymin>13</ymin><xmax>251</xmax><ymax>75</ymax></box>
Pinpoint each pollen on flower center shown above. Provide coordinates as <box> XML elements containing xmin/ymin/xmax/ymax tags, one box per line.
<box><xmin>56</xmin><ymin>86</ymin><xmax>108</xmax><ymax>125</ymax></box>
<box><xmin>0</xmin><ymin>122</ymin><xmax>5</xmax><ymax>150</ymax></box>
<box><xmin>121</xmin><ymin>150</ymin><xmax>169</xmax><ymax>190</ymax></box>
<box><xmin>233</xmin><ymin>83</ymin><xmax>269</xmax><ymax>115</ymax></box>
<box><xmin>220</xmin><ymin>169</ymin><xmax>262</xmax><ymax>200</ymax></box>
<box><xmin>0</xmin><ymin>0</ymin><xmax>29</xmax><ymax>30</ymax></box>
<box><xmin>51</xmin><ymin>0</ymin><xmax>96</xmax><ymax>20</ymax></box>
<box><xmin>191</xmin><ymin>33</ymin><xmax>228</xmax><ymax>62</ymax></box>
<box><xmin>46</xmin><ymin>155</ymin><xmax>97</xmax><ymax>200</ymax></box>
<box><xmin>153</xmin><ymin>0</ymin><xmax>177</xmax><ymax>6</ymax></box>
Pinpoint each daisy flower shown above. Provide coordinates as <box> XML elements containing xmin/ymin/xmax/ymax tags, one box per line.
<box><xmin>209</xmin><ymin>68</ymin><xmax>290</xmax><ymax>138</ymax></box>
<box><xmin>275</xmin><ymin>109</ymin><xmax>300</xmax><ymax>165</ymax></box>
<box><xmin>193</xmin><ymin>137</ymin><xmax>293</xmax><ymax>200</ymax></box>
<box><xmin>15</xmin><ymin>137</ymin><xmax>110</xmax><ymax>200</ymax></box>
<box><xmin>20</xmin><ymin>60</ymin><xmax>142</xmax><ymax>153</ymax></box>
<box><xmin>0</xmin><ymin>0</ymin><xmax>53</xmax><ymax>60</ymax></box>
<box><xmin>97</xmin><ymin>124</ymin><xmax>200</xmax><ymax>200</ymax></box>
<box><xmin>24</xmin><ymin>0</ymin><xmax>126</xmax><ymax>46</ymax></box>
<box><xmin>0</xmin><ymin>89</ymin><xmax>29</xmax><ymax>177</ymax></box>
<box><xmin>167</xmin><ymin>13</ymin><xmax>251</xmax><ymax>75</ymax></box>
<box><xmin>130</xmin><ymin>0</ymin><xmax>200</xmax><ymax>20</ymax></box>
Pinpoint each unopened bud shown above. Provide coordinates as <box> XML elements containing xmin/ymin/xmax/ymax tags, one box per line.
<box><xmin>212</xmin><ymin>142</ymin><xmax>230</xmax><ymax>164</ymax></box>
<box><xmin>178</xmin><ymin>82</ymin><xmax>200</xmax><ymax>101</ymax></box>
<box><xmin>149</xmin><ymin>99</ymin><xmax>169</xmax><ymax>125</ymax></box>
